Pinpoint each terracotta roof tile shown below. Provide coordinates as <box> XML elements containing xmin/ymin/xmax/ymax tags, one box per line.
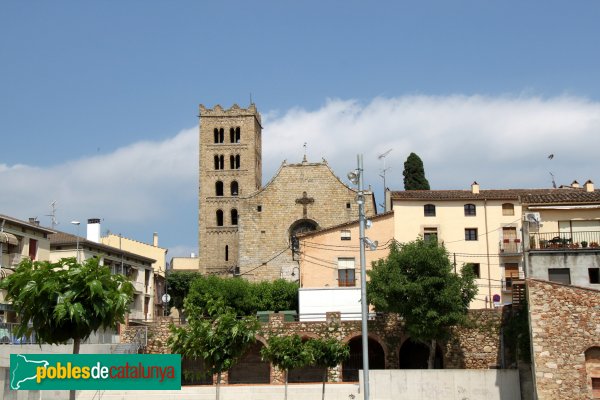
<box><xmin>389</xmin><ymin>188</ymin><xmax>600</xmax><ymax>204</ymax></box>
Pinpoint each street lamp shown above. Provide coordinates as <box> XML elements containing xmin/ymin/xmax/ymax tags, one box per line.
<box><xmin>71</xmin><ymin>220</ymin><xmax>81</xmax><ymax>263</ymax></box>
<box><xmin>348</xmin><ymin>154</ymin><xmax>378</xmax><ymax>400</ymax></box>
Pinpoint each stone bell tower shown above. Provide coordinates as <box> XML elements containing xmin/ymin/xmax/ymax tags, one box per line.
<box><xmin>197</xmin><ymin>103</ymin><xmax>262</xmax><ymax>275</ymax></box>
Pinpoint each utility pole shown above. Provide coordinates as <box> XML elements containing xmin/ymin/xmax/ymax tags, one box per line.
<box><xmin>378</xmin><ymin>149</ymin><xmax>392</xmax><ymax>212</ymax></box>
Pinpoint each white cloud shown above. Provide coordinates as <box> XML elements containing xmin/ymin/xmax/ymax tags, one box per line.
<box><xmin>2</xmin><ymin>94</ymin><xmax>599</xmax><ymax>254</ymax></box>
<box><xmin>263</xmin><ymin>95</ymin><xmax>600</xmax><ymax>194</ymax></box>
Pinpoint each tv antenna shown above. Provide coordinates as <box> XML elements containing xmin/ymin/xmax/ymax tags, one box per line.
<box><xmin>378</xmin><ymin>149</ymin><xmax>393</xmax><ymax>211</ymax></box>
<box><xmin>46</xmin><ymin>200</ymin><xmax>58</xmax><ymax>229</ymax></box>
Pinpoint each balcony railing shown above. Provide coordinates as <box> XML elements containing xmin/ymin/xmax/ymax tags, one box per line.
<box><xmin>529</xmin><ymin>231</ymin><xmax>600</xmax><ymax>250</ymax></box>
<box><xmin>499</xmin><ymin>239</ymin><xmax>522</xmax><ymax>254</ymax></box>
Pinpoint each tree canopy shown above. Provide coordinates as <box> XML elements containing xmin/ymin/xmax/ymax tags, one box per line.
<box><xmin>367</xmin><ymin>239</ymin><xmax>477</xmax><ymax>367</ymax></box>
<box><xmin>169</xmin><ymin>296</ymin><xmax>259</xmax><ymax>400</ymax></box>
<box><xmin>402</xmin><ymin>152</ymin><xmax>430</xmax><ymax>190</ymax></box>
<box><xmin>0</xmin><ymin>257</ymin><xmax>133</xmax><ymax>351</ymax></box>
<box><xmin>166</xmin><ymin>270</ymin><xmax>202</xmax><ymax>313</ymax></box>
<box><xmin>185</xmin><ymin>275</ymin><xmax>298</xmax><ymax>316</ymax></box>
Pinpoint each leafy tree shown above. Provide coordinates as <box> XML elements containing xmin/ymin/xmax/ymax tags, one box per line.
<box><xmin>166</xmin><ymin>270</ymin><xmax>201</xmax><ymax>316</ymax></box>
<box><xmin>306</xmin><ymin>338</ymin><xmax>350</xmax><ymax>400</ymax></box>
<box><xmin>186</xmin><ymin>275</ymin><xmax>298</xmax><ymax>316</ymax></box>
<box><xmin>403</xmin><ymin>152</ymin><xmax>430</xmax><ymax>190</ymax></box>
<box><xmin>0</xmin><ymin>257</ymin><xmax>134</xmax><ymax>400</ymax></box>
<box><xmin>261</xmin><ymin>334</ymin><xmax>313</xmax><ymax>400</ymax></box>
<box><xmin>367</xmin><ymin>239</ymin><xmax>477</xmax><ymax>368</ymax></box>
<box><xmin>168</xmin><ymin>296</ymin><xmax>259</xmax><ymax>400</ymax></box>
<box><xmin>504</xmin><ymin>300</ymin><xmax>531</xmax><ymax>364</ymax></box>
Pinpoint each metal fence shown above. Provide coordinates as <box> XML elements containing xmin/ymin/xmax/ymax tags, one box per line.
<box><xmin>530</xmin><ymin>231</ymin><xmax>600</xmax><ymax>250</ymax></box>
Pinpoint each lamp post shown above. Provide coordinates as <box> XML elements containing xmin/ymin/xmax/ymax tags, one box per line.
<box><xmin>70</xmin><ymin>221</ymin><xmax>81</xmax><ymax>263</ymax></box>
<box><xmin>348</xmin><ymin>154</ymin><xmax>377</xmax><ymax>400</ymax></box>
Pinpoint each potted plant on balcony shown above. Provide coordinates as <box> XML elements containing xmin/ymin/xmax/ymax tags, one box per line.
<box><xmin>590</xmin><ymin>241</ymin><xmax>599</xmax><ymax>248</ymax></box>
<box><xmin>581</xmin><ymin>241</ymin><xmax>588</xmax><ymax>248</ymax></box>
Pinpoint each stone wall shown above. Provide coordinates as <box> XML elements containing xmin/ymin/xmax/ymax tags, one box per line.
<box><xmin>122</xmin><ymin>310</ymin><xmax>503</xmax><ymax>384</ymax></box>
<box><xmin>528</xmin><ymin>278</ymin><xmax>600</xmax><ymax>399</ymax></box>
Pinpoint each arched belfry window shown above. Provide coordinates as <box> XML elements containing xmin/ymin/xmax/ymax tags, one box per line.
<box><xmin>230</xmin><ymin>155</ymin><xmax>240</xmax><ymax>169</ymax></box>
<box><xmin>214</xmin><ymin>155</ymin><xmax>224</xmax><ymax>170</ymax></box>
<box><xmin>231</xmin><ymin>181</ymin><xmax>239</xmax><ymax>196</ymax></box>
<box><xmin>214</xmin><ymin>128</ymin><xmax>224</xmax><ymax>143</ymax></box>
<box><xmin>215</xmin><ymin>181</ymin><xmax>224</xmax><ymax>196</ymax></box>
<box><xmin>235</xmin><ymin>127</ymin><xmax>240</xmax><ymax>143</ymax></box>
<box><xmin>231</xmin><ymin>209</ymin><xmax>238</xmax><ymax>225</ymax></box>
<box><xmin>216</xmin><ymin>210</ymin><xmax>224</xmax><ymax>226</ymax></box>
<box><xmin>229</xmin><ymin>128</ymin><xmax>235</xmax><ymax>143</ymax></box>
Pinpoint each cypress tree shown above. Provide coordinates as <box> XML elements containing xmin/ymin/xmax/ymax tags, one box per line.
<box><xmin>403</xmin><ymin>152</ymin><xmax>430</xmax><ymax>190</ymax></box>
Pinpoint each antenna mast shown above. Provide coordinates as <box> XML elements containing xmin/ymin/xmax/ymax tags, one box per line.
<box><xmin>46</xmin><ymin>201</ymin><xmax>58</xmax><ymax>229</ymax></box>
<box><xmin>378</xmin><ymin>149</ymin><xmax>393</xmax><ymax>211</ymax></box>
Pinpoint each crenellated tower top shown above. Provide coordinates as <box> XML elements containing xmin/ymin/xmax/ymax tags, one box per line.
<box><xmin>199</xmin><ymin>103</ymin><xmax>261</xmax><ymax>124</ymax></box>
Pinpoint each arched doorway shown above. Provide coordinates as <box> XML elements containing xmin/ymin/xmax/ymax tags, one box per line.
<box><xmin>228</xmin><ymin>341</ymin><xmax>271</xmax><ymax>384</ymax></box>
<box><xmin>289</xmin><ymin>219</ymin><xmax>318</xmax><ymax>253</ymax></box>
<box><xmin>181</xmin><ymin>357</ymin><xmax>212</xmax><ymax>385</ymax></box>
<box><xmin>342</xmin><ymin>336</ymin><xmax>385</xmax><ymax>382</ymax></box>
<box><xmin>399</xmin><ymin>338</ymin><xmax>444</xmax><ymax>369</ymax></box>
<box><xmin>288</xmin><ymin>337</ymin><xmax>327</xmax><ymax>383</ymax></box>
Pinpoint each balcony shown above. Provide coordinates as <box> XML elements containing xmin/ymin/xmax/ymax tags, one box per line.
<box><xmin>529</xmin><ymin>231</ymin><xmax>600</xmax><ymax>251</ymax></box>
<box><xmin>499</xmin><ymin>239</ymin><xmax>522</xmax><ymax>255</ymax></box>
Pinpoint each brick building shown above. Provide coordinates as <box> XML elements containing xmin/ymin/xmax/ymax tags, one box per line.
<box><xmin>197</xmin><ymin>103</ymin><xmax>375</xmax><ymax>280</ymax></box>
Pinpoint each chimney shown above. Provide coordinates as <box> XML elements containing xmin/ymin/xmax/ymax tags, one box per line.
<box><xmin>153</xmin><ymin>232</ymin><xmax>159</xmax><ymax>247</ymax></box>
<box><xmin>471</xmin><ymin>181</ymin><xmax>480</xmax><ymax>194</ymax></box>
<box><xmin>584</xmin><ymin>180</ymin><xmax>594</xmax><ymax>192</ymax></box>
<box><xmin>87</xmin><ymin>218</ymin><xmax>101</xmax><ymax>243</ymax></box>
<box><xmin>571</xmin><ymin>180</ymin><xmax>580</xmax><ymax>189</ymax></box>
<box><xmin>28</xmin><ymin>217</ymin><xmax>40</xmax><ymax>226</ymax></box>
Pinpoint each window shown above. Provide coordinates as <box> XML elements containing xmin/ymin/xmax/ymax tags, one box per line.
<box><xmin>230</xmin><ymin>181</ymin><xmax>239</xmax><ymax>196</ymax></box>
<box><xmin>592</xmin><ymin>377</ymin><xmax>600</xmax><ymax>398</ymax></box>
<box><xmin>215</xmin><ymin>181</ymin><xmax>224</xmax><ymax>196</ymax></box>
<box><xmin>589</xmin><ymin>268</ymin><xmax>600</xmax><ymax>284</ymax></box>
<box><xmin>502</xmin><ymin>203</ymin><xmax>515</xmax><ymax>216</ymax></box>
<box><xmin>229</xmin><ymin>127</ymin><xmax>241</xmax><ymax>143</ymax></box>
<box><xmin>465</xmin><ymin>228</ymin><xmax>478</xmax><ymax>241</ymax></box>
<box><xmin>423</xmin><ymin>227</ymin><xmax>438</xmax><ymax>242</ymax></box>
<box><xmin>346</xmin><ymin>202</ymin><xmax>351</xmax><ymax>209</ymax></box>
<box><xmin>230</xmin><ymin>154</ymin><xmax>241</xmax><ymax>169</ymax></box>
<box><xmin>214</xmin><ymin>154</ymin><xmax>224</xmax><ymax>170</ymax></box>
<box><xmin>467</xmin><ymin>263</ymin><xmax>481</xmax><ymax>278</ymax></box>
<box><xmin>213</xmin><ymin>128</ymin><xmax>224</xmax><ymax>143</ymax></box>
<box><xmin>225</xmin><ymin>245</ymin><xmax>229</xmax><ymax>261</ymax></box>
<box><xmin>257</xmin><ymin>205</ymin><xmax>262</xmax><ymax>212</ymax></box>
<box><xmin>231</xmin><ymin>209</ymin><xmax>238</xmax><ymax>225</ymax></box>
<box><xmin>341</xmin><ymin>230</ymin><xmax>351</xmax><ymax>241</ymax></box>
<box><xmin>424</xmin><ymin>204</ymin><xmax>436</xmax><ymax>217</ymax></box>
<box><xmin>338</xmin><ymin>258</ymin><xmax>356</xmax><ymax>287</ymax></box>
<box><xmin>216</xmin><ymin>210</ymin><xmax>224</xmax><ymax>226</ymax></box>
<box><xmin>548</xmin><ymin>268</ymin><xmax>571</xmax><ymax>285</ymax></box>
<box><xmin>28</xmin><ymin>238</ymin><xmax>37</xmax><ymax>260</ymax></box>
<box><xmin>464</xmin><ymin>204</ymin><xmax>476</xmax><ymax>216</ymax></box>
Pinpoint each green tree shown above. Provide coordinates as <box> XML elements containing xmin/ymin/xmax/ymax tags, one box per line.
<box><xmin>367</xmin><ymin>239</ymin><xmax>477</xmax><ymax>368</ymax></box>
<box><xmin>306</xmin><ymin>338</ymin><xmax>350</xmax><ymax>400</ymax></box>
<box><xmin>0</xmin><ymin>257</ymin><xmax>134</xmax><ymax>400</ymax></box>
<box><xmin>402</xmin><ymin>152</ymin><xmax>430</xmax><ymax>190</ymax></box>
<box><xmin>261</xmin><ymin>334</ymin><xmax>313</xmax><ymax>400</ymax></box>
<box><xmin>168</xmin><ymin>296</ymin><xmax>259</xmax><ymax>400</ymax></box>
<box><xmin>166</xmin><ymin>270</ymin><xmax>201</xmax><ymax>315</ymax></box>
<box><xmin>186</xmin><ymin>275</ymin><xmax>298</xmax><ymax>316</ymax></box>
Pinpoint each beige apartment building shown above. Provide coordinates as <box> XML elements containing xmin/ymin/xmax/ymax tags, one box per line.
<box><xmin>0</xmin><ymin>214</ymin><xmax>54</xmax><ymax>322</ymax></box>
<box><xmin>298</xmin><ymin>212</ymin><xmax>394</xmax><ymax>288</ymax></box>
<box><xmin>50</xmin><ymin>219</ymin><xmax>156</xmax><ymax>323</ymax></box>
<box><xmin>387</xmin><ymin>182</ymin><xmax>524</xmax><ymax>308</ymax></box>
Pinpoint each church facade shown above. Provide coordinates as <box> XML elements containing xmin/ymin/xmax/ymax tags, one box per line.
<box><xmin>198</xmin><ymin>103</ymin><xmax>376</xmax><ymax>281</ymax></box>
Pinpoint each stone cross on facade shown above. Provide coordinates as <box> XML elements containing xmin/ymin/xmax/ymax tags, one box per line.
<box><xmin>295</xmin><ymin>191</ymin><xmax>314</xmax><ymax>217</ymax></box>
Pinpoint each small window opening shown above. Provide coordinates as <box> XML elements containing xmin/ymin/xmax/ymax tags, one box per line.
<box><xmin>216</xmin><ymin>210</ymin><xmax>224</xmax><ymax>226</ymax></box>
<box><xmin>231</xmin><ymin>209</ymin><xmax>238</xmax><ymax>225</ymax></box>
<box><xmin>231</xmin><ymin>181</ymin><xmax>239</xmax><ymax>196</ymax></box>
<box><xmin>215</xmin><ymin>181</ymin><xmax>224</xmax><ymax>196</ymax></box>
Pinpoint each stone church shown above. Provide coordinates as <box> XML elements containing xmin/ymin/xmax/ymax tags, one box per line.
<box><xmin>197</xmin><ymin>103</ymin><xmax>376</xmax><ymax>281</ymax></box>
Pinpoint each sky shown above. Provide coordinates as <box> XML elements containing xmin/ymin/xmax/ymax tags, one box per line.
<box><xmin>1</xmin><ymin>1</ymin><xmax>600</xmax><ymax>258</ymax></box>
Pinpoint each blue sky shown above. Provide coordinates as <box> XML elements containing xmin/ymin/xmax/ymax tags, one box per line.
<box><xmin>2</xmin><ymin>1</ymin><xmax>600</xmax><ymax>257</ymax></box>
